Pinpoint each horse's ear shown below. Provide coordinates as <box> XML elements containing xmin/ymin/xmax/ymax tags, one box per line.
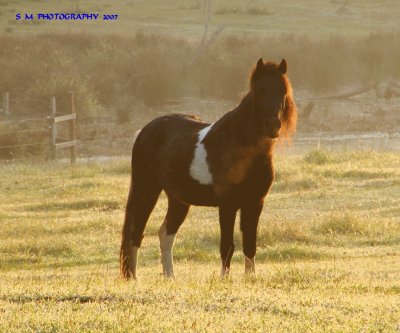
<box><xmin>278</xmin><ymin>58</ymin><xmax>287</xmax><ymax>74</ymax></box>
<box><xmin>255</xmin><ymin>58</ymin><xmax>264</xmax><ymax>73</ymax></box>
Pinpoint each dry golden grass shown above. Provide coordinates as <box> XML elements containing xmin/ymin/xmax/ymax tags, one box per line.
<box><xmin>0</xmin><ymin>150</ymin><xmax>399</xmax><ymax>331</ymax></box>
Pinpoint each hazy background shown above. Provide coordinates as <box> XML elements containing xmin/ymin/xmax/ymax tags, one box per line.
<box><xmin>0</xmin><ymin>0</ymin><xmax>399</xmax><ymax>159</ymax></box>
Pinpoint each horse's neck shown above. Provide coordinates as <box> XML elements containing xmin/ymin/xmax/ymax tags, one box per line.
<box><xmin>205</xmin><ymin>93</ymin><xmax>274</xmax><ymax>192</ymax></box>
<box><xmin>211</xmin><ymin>92</ymin><xmax>265</xmax><ymax>146</ymax></box>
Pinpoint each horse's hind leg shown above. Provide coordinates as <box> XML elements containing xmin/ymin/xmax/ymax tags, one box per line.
<box><xmin>158</xmin><ymin>195</ymin><xmax>189</xmax><ymax>278</ymax></box>
<box><xmin>120</xmin><ymin>179</ymin><xmax>161</xmax><ymax>280</ymax></box>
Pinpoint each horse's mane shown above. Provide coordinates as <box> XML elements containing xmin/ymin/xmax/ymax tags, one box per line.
<box><xmin>249</xmin><ymin>61</ymin><xmax>297</xmax><ymax>139</ymax></box>
<box><xmin>280</xmin><ymin>76</ymin><xmax>297</xmax><ymax>138</ymax></box>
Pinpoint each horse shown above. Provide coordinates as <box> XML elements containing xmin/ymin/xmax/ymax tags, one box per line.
<box><xmin>120</xmin><ymin>58</ymin><xmax>297</xmax><ymax>279</ymax></box>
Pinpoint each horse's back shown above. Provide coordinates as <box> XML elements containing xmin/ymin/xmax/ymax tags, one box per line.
<box><xmin>131</xmin><ymin>114</ymin><xmax>209</xmax><ymax>174</ymax></box>
<box><xmin>133</xmin><ymin>113</ymin><xmax>208</xmax><ymax>151</ymax></box>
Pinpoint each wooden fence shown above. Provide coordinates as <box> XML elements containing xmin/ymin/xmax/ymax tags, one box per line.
<box><xmin>0</xmin><ymin>92</ymin><xmax>77</xmax><ymax>164</ymax></box>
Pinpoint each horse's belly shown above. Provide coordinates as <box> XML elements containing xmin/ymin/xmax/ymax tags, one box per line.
<box><xmin>186</xmin><ymin>191</ymin><xmax>219</xmax><ymax>206</ymax></box>
<box><xmin>164</xmin><ymin>182</ymin><xmax>219</xmax><ymax>207</ymax></box>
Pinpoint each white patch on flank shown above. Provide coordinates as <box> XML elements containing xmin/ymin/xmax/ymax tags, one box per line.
<box><xmin>158</xmin><ymin>220</ymin><xmax>176</xmax><ymax>278</ymax></box>
<box><xmin>190</xmin><ymin>124</ymin><xmax>213</xmax><ymax>185</ymax></box>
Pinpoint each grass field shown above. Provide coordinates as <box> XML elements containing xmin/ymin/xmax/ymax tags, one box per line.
<box><xmin>0</xmin><ymin>149</ymin><xmax>399</xmax><ymax>332</ymax></box>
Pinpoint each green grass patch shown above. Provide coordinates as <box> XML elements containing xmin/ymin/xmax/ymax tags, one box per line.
<box><xmin>25</xmin><ymin>199</ymin><xmax>121</xmax><ymax>212</ymax></box>
<box><xmin>314</xmin><ymin>213</ymin><xmax>368</xmax><ymax>236</ymax></box>
<box><xmin>257</xmin><ymin>245</ymin><xmax>326</xmax><ymax>262</ymax></box>
<box><xmin>303</xmin><ymin>149</ymin><xmax>334</xmax><ymax>165</ymax></box>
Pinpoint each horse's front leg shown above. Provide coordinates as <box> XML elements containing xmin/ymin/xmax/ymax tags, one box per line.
<box><xmin>218</xmin><ymin>204</ymin><xmax>238</xmax><ymax>277</ymax></box>
<box><xmin>240</xmin><ymin>200</ymin><xmax>263</xmax><ymax>274</ymax></box>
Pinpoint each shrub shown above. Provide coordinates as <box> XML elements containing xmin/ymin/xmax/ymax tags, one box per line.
<box><xmin>1</xmin><ymin>31</ymin><xmax>400</xmax><ymax>117</ymax></box>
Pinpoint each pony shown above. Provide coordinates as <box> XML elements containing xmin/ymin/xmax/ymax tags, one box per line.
<box><xmin>120</xmin><ymin>58</ymin><xmax>297</xmax><ymax>279</ymax></box>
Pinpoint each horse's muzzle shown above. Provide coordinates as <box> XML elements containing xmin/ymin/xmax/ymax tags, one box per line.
<box><xmin>266</xmin><ymin>117</ymin><xmax>281</xmax><ymax>138</ymax></box>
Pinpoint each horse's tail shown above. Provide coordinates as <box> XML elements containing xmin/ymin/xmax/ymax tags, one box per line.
<box><xmin>120</xmin><ymin>179</ymin><xmax>136</xmax><ymax>279</ymax></box>
<box><xmin>120</xmin><ymin>129</ymin><xmax>142</xmax><ymax>280</ymax></box>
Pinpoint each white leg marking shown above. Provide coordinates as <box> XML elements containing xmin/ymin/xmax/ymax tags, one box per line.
<box><xmin>128</xmin><ymin>245</ymin><xmax>139</xmax><ymax>279</ymax></box>
<box><xmin>190</xmin><ymin>124</ymin><xmax>213</xmax><ymax>185</ymax></box>
<box><xmin>221</xmin><ymin>264</ymin><xmax>230</xmax><ymax>277</ymax></box>
<box><xmin>244</xmin><ymin>256</ymin><xmax>255</xmax><ymax>274</ymax></box>
<box><xmin>158</xmin><ymin>220</ymin><xmax>176</xmax><ymax>278</ymax></box>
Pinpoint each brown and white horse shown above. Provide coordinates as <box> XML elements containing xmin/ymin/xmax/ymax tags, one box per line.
<box><xmin>120</xmin><ymin>58</ymin><xmax>297</xmax><ymax>279</ymax></box>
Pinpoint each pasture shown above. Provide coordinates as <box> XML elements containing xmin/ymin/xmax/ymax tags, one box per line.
<box><xmin>1</xmin><ymin>150</ymin><xmax>399</xmax><ymax>332</ymax></box>
<box><xmin>1</xmin><ymin>0</ymin><xmax>400</xmax><ymax>331</ymax></box>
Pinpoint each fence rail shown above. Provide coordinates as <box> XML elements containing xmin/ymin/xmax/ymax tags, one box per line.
<box><xmin>2</xmin><ymin>89</ymin><xmax>400</xmax><ymax>163</ymax></box>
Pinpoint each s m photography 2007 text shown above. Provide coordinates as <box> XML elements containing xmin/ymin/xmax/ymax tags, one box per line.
<box><xmin>15</xmin><ymin>13</ymin><xmax>118</xmax><ymax>21</ymax></box>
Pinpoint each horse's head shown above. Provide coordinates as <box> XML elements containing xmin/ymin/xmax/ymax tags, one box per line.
<box><xmin>250</xmin><ymin>58</ymin><xmax>297</xmax><ymax>139</ymax></box>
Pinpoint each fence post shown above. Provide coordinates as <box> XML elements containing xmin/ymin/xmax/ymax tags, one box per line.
<box><xmin>50</xmin><ymin>96</ymin><xmax>57</xmax><ymax>159</ymax></box>
<box><xmin>68</xmin><ymin>91</ymin><xmax>77</xmax><ymax>165</ymax></box>
<box><xmin>2</xmin><ymin>92</ymin><xmax>9</xmax><ymax>118</ymax></box>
